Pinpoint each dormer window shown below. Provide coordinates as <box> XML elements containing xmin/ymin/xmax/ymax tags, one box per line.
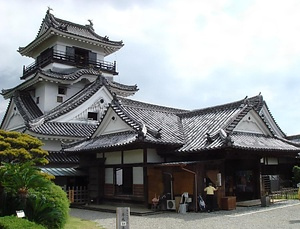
<box><xmin>88</xmin><ymin>112</ymin><xmax>98</xmax><ymax>121</ymax></box>
<box><xmin>58</xmin><ymin>86</ymin><xmax>67</xmax><ymax>95</ymax></box>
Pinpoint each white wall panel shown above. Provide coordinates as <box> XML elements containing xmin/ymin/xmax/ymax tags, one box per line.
<box><xmin>124</xmin><ymin>149</ymin><xmax>143</xmax><ymax>164</ymax></box>
<box><xmin>105</xmin><ymin>168</ymin><xmax>113</xmax><ymax>184</ymax></box>
<box><xmin>133</xmin><ymin>167</ymin><xmax>143</xmax><ymax>184</ymax></box>
<box><xmin>105</xmin><ymin>151</ymin><xmax>121</xmax><ymax>165</ymax></box>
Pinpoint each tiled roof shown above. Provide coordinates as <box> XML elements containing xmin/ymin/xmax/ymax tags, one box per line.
<box><xmin>65</xmin><ymin>94</ymin><xmax>300</xmax><ymax>154</ymax></box>
<box><xmin>13</xmin><ymin>91</ymin><xmax>43</xmax><ymax>123</ymax></box>
<box><xmin>107</xmin><ymin>80</ymin><xmax>138</xmax><ymax>96</ymax></box>
<box><xmin>19</xmin><ymin>10</ymin><xmax>123</xmax><ymax>56</ymax></box>
<box><xmin>47</xmin><ymin>151</ymin><xmax>79</xmax><ymax>164</ymax></box>
<box><xmin>65</xmin><ymin>131</ymin><xmax>138</xmax><ymax>152</ymax></box>
<box><xmin>2</xmin><ymin>69</ymin><xmax>138</xmax><ymax>99</ymax></box>
<box><xmin>40</xmin><ymin>10</ymin><xmax>123</xmax><ymax>46</ymax></box>
<box><xmin>176</xmin><ymin>96</ymin><xmax>261</xmax><ymax>152</ymax></box>
<box><xmin>287</xmin><ymin>134</ymin><xmax>300</xmax><ymax>143</ymax></box>
<box><xmin>41</xmin><ymin>167</ymin><xmax>86</xmax><ymax>177</ymax></box>
<box><xmin>113</xmin><ymin>97</ymin><xmax>187</xmax><ymax>145</ymax></box>
<box><xmin>42</xmin><ymin>68</ymin><xmax>103</xmax><ymax>81</ymax></box>
<box><xmin>30</xmin><ymin>122</ymin><xmax>96</xmax><ymax>138</ymax></box>
<box><xmin>43</xmin><ymin>69</ymin><xmax>138</xmax><ymax>95</ymax></box>
<box><xmin>231</xmin><ymin>132</ymin><xmax>300</xmax><ymax>151</ymax></box>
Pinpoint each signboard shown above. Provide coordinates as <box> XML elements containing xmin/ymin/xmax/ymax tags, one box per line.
<box><xmin>116</xmin><ymin>207</ymin><xmax>130</xmax><ymax>229</ymax></box>
<box><xmin>16</xmin><ymin>210</ymin><xmax>25</xmax><ymax>218</ymax></box>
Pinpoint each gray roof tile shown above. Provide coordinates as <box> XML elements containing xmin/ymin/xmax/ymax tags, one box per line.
<box><xmin>30</xmin><ymin>122</ymin><xmax>96</xmax><ymax>138</ymax></box>
<box><xmin>47</xmin><ymin>151</ymin><xmax>79</xmax><ymax>164</ymax></box>
<box><xmin>65</xmin><ymin>94</ymin><xmax>299</xmax><ymax>154</ymax></box>
<box><xmin>231</xmin><ymin>132</ymin><xmax>300</xmax><ymax>151</ymax></box>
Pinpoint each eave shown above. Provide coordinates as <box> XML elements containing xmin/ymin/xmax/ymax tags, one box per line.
<box><xmin>19</xmin><ymin>27</ymin><xmax>123</xmax><ymax>58</ymax></box>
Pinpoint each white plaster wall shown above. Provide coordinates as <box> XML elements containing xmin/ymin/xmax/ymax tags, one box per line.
<box><xmin>105</xmin><ymin>168</ymin><xmax>114</xmax><ymax>184</ymax></box>
<box><xmin>124</xmin><ymin>149</ymin><xmax>143</xmax><ymax>164</ymax></box>
<box><xmin>43</xmin><ymin>82</ymin><xmax>61</xmax><ymax>113</ymax></box>
<box><xmin>6</xmin><ymin>114</ymin><xmax>24</xmax><ymax>131</ymax></box>
<box><xmin>66</xmin><ymin>81</ymin><xmax>86</xmax><ymax>100</ymax></box>
<box><xmin>105</xmin><ymin>151</ymin><xmax>121</xmax><ymax>165</ymax></box>
<box><xmin>147</xmin><ymin>148</ymin><xmax>163</xmax><ymax>163</ymax></box>
<box><xmin>35</xmin><ymin>82</ymin><xmax>46</xmax><ymax>112</ymax></box>
<box><xmin>133</xmin><ymin>167</ymin><xmax>143</xmax><ymax>184</ymax></box>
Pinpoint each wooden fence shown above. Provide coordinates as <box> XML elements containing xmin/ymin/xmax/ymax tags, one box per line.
<box><xmin>66</xmin><ymin>186</ymin><xmax>88</xmax><ymax>204</ymax></box>
<box><xmin>270</xmin><ymin>188</ymin><xmax>299</xmax><ymax>202</ymax></box>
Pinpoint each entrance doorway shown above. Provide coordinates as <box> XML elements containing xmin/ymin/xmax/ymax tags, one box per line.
<box><xmin>115</xmin><ymin>167</ymin><xmax>133</xmax><ymax>195</ymax></box>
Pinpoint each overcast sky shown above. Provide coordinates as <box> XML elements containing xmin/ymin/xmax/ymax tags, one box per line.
<box><xmin>1</xmin><ymin>0</ymin><xmax>300</xmax><ymax>136</ymax></box>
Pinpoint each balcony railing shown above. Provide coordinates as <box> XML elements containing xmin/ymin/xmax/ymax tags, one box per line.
<box><xmin>22</xmin><ymin>50</ymin><xmax>117</xmax><ymax>79</ymax></box>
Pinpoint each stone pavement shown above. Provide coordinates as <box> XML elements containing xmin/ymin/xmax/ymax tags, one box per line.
<box><xmin>70</xmin><ymin>200</ymin><xmax>300</xmax><ymax>229</ymax></box>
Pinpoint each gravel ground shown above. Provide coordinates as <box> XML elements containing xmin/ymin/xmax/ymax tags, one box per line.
<box><xmin>70</xmin><ymin>200</ymin><xmax>300</xmax><ymax>229</ymax></box>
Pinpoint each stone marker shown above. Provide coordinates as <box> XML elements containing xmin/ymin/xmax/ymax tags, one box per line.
<box><xmin>116</xmin><ymin>207</ymin><xmax>130</xmax><ymax>229</ymax></box>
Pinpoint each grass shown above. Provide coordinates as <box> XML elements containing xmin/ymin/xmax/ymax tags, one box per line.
<box><xmin>65</xmin><ymin>216</ymin><xmax>105</xmax><ymax>229</ymax></box>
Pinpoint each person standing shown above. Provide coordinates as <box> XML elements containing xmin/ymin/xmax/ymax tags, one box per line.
<box><xmin>204</xmin><ymin>183</ymin><xmax>218</xmax><ymax>212</ymax></box>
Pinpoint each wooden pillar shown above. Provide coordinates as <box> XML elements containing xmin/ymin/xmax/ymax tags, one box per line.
<box><xmin>143</xmin><ymin>148</ymin><xmax>148</xmax><ymax>207</ymax></box>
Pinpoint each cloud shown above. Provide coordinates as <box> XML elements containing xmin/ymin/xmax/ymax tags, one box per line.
<box><xmin>0</xmin><ymin>0</ymin><xmax>300</xmax><ymax>135</ymax></box>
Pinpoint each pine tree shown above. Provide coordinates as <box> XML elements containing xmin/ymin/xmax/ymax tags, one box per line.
<box><xmin>0</xmin><ymin>130</ymin><xmax>48</xmax><ymax>165</ymax></box>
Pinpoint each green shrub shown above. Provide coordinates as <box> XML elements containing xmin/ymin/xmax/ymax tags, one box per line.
<box><xmin>0</xmin><ymin>163</ymin><xmax>69</xmax><ymax>229</ymax></box>
<box><xmin>293</xmin><ymin>166</ymin><xmax>300</xmax><ymax>184</ymax></box>
<box><xmin>26</xmin><ymin>183</ymin><xmax>69</xmax><ymax>229</ymax></box>
<box><xmin>0</xmin><ymin>215</ymin><xmax>45</xmax><ymax>229</ymax></box>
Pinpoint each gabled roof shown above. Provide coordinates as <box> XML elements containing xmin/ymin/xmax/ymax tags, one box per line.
<box><xmin>113</xmin><ymin>97</ymin><xmax>187</xmax><ymax>144</ymax></box>
<box><xmin>65</xmin><ymin>94</ymin><xmax>299</xmax><ymax>154</ymax></box>
<box><xmin>19</xmin><ymin>9</ymin><xmax>123</xmax><ymax>57</ymax></box>
<box><xmin>177</xmin><ymin>95</ymin><xmax>266</xmax><ymax>152</ymax></box>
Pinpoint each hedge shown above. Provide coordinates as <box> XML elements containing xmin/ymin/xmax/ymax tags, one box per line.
<box><xmin>0</xmin><ymin>216</ymin><xmax>45</xmax><ymax>229</ymax></box>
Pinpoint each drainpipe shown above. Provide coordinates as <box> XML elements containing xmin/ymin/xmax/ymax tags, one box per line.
<box><xmin>180</xmin><ymin>165</ymin><xmax>198</xmax><ymax>212</ymax></box>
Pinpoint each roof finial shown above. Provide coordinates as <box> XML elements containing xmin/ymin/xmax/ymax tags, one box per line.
<box><xmin>88</xmin><ymin>19</ymin><xmax>93</xmax><ymax>27</ymax></box>
<box><xmin>47</xmin><ymin>6</ymin><xmax>53</xmax><ymax>14</ymax></box>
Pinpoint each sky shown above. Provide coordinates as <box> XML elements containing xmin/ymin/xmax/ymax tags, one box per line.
<box><xmin>0</xmin><ymin>0</ymin><xmax>300</xmax><ymax>136</ymax></box>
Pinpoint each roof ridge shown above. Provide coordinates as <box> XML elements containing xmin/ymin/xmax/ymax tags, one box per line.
<box><xmin>117</xmin><ymin>97</ymin><xmax>187</xmax><ymax>114</ymax></box>
<box><xmin>180</xmin><ymin>95</ymin><xmax>262</xmax><ymax>118</ymax></box>
<box><xmin>43</xmin><ymin>68</ymin><xmax>102</xmax><ymax>80</ymax></box>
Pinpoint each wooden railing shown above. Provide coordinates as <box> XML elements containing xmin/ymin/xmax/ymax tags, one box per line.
<box><xmin>66</xmin><ymin>186</ymin><xmax>89</xmax><ymax>204</ymax></box>
<box><xmin>22</xmin><ymin>50</ymin><xmax>117</xmax><ymax>79</ymax></box>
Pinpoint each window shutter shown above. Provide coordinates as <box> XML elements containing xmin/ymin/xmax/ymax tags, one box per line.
<box><xmin>66</xmin><ymin>46</ymin><xmax>75</xmax><ymax>60</ymax></box>
<box><xmin>88</xmin><ymin>51</ymin><xmax>97</xmax><ymax>65</ymax></box>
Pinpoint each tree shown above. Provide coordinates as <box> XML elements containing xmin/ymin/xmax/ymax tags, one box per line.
<box><xmin>0</xmin><ymin>130</ymin><xmax>48</xmax><ymax>165</ymax></box>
